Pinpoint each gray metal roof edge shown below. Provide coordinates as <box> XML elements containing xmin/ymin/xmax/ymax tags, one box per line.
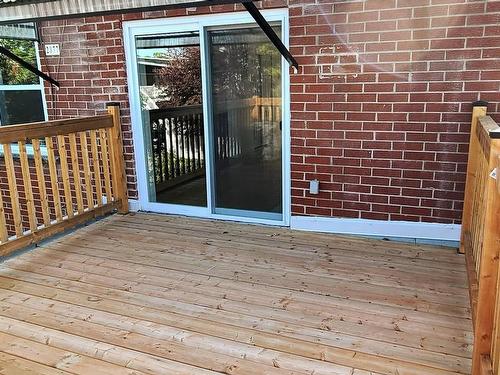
<box><xmin>0</xmin><ymin>0</ymin><xmax>58</xmax><ymax>8</ymax></box>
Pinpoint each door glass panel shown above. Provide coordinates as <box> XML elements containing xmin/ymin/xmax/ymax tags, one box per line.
<box><xmin>136</xmin><ymin>32</ymin><xmax>207</xmax><ymax>206</ymax></box>
<box><xmin>208</xmin><ymin>26</ymin><xmax>283</xmax><ymax>219</ymax></box>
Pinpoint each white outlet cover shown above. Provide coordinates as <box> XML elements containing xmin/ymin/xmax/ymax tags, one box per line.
<box><xmin>45</xmin><ymin>44</ymin><xmax>60</xmax><ymax>56</ymax></box>
<box><xmin>309</xmin><ymin>179</ymin><xmax>320</xmax><ymax>195</ymax></box>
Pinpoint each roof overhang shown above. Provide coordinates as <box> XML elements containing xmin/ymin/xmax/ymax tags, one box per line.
<box><xmin>0</xmin><ymin>0</ymin><xmax>249</xmax><ymax>25</ymax></box>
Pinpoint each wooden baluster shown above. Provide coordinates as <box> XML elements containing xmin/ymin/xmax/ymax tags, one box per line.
<box><xmin>45</xmin><ymin>136</ymin><xmax>62</xmax><ymax>221</ymax></box>
<box><xmin>105</xmin><ymin>129</ymin><xmax>114</xmax><ymax>176</ymax></box>
<box><xmin>99</xmin><ymin>128</ymin><xmax>113</xmax><ymax>204</ymax></box>
<box><xmin>32</xmin><ymin>139</ymin><xmax>50</xmax><ymax>227</ymax></box>
<box><xmin>69</xmin><ymin>133</ymin><xmax>84</xmax><ymax>214</ymax></box>
<box><xmin>57</xmin><ymin>135</ymin><xmax>74</xmax><ymax>218</ymax></box>
<box><xmin>0</xmin><ymin>176</ymin><xmax>7</xmax><ymax>242</ymax></box>
<box><xmin>90</xmin><ymin>130</ymin><xmax>103</xmax><ymax>207</ymax></box>
<box><xmin>18</xmin><ymin>141</ymin><xmax>37</xmax><ymax>232</ymax></box>
<box><xmin>106</xmin><ymin>139</ymin><xmax>114</xmax><ymax>188</ymax></box>
<box><xmin>3</xmin><ymin>144</ymin><xmax>22</xmax><ymax>237</ymax></box>
<box><xmin>79</xmin><ymin>131</ymin><xmax>93</xmax><ymax>210</ymax></box>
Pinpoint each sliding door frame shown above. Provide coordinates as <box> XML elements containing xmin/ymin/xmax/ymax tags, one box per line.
<box><xmin>123</xmin><ymin>9</ymin><xmax>290</xmax><ymax>226</ymax></box>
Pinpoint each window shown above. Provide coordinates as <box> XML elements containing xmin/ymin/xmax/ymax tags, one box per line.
<box><xmin>0</xmin><ymin>37</ymin><xmax>47</xmax><ymax>126</ymax></box>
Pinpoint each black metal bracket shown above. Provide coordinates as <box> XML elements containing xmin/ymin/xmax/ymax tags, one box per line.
<box><xmin>0</xmin><ymin>44</ymin><xmax>60</xmax><ymax>88</ymax></box>
<box><xmin>472</xmin><ymin>100</ymin><xmax>488</xmax><ymax>107</ymax></box>
<box><xmin>241</xmin><ymin>1</ymin><xmax>299</xmax><ymax>70</ymax></box>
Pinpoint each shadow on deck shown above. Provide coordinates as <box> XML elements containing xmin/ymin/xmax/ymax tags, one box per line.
<box><xmin>0</xmin><ymin>213</ymin><xmax>472</xmax><ymax>375</ymax></box>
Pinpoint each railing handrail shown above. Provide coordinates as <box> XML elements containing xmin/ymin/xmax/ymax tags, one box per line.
<box><xmin>0</xmin><ymin>103</ymin><xmax>128</xmax><ymax>258</ymax></box>
<box><xmin>461</xmin><ymin>101</ymin><xmax>500</xmax><ymax>375</ymax></box>
<box><xmin>480</xmin><ymin>116</ymin><xmax>500</xmax><ymax>141</ymax></box>
<box><xmin>0</xmin><ymin>115</ymin><xmax>113</xmax><ymax>144</ymax></box>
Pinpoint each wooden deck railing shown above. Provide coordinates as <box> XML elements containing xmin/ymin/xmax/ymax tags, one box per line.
<box><xmin>460</xmin><ymin>101</ymin><xmax>500</xmax><ymax>375</ymax></box>
<box><xmin>0</xmin><ymin>103</ymin><xmax>128</xmax><ymax>257</ymax></box>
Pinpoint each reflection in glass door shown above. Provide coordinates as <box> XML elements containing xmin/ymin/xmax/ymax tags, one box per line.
<box><xmin>136</xmin><ymin>32</ymin><xmax>207</xmax><ymax>207</ymax></box>
<box><xmin>208</xmin><ymin>26</ymin><xmax>283</xmax><ymax>220</ymax></box>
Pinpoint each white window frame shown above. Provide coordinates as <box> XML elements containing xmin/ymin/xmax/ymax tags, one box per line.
<box><xmin>0</xmin><ymin>40</ymin><xmax>48</xmax><ymax>126</ymax></box>
<box><xmin>123</xmin><ymin>9</ymin><xmax>291</xmax><ymax>226</ymax></box>
<box><xmin>0</xmin><ymin>40</ymin><xmax>49</xmax><ymax>157</ymax></box>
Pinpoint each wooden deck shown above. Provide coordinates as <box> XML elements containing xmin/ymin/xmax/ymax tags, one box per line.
<box><xmin>0</xmin><ymin>213</ymin><xmax>472</xmax><ymax>375</ymax></box>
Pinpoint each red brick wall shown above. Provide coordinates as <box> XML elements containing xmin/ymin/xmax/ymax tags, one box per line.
<box><xmin>38</xmin><ymin>0</ymin><xmax>500</xmax><ymax>225</ymax></box>
<box><xmin>289</xmin><ymin>0</ymin><xmax>499</xmax><ymax>224</ymax></box>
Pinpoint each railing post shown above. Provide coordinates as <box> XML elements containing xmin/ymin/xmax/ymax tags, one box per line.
<box><xmin>460</xmin><ymin>101</ymin><xmax>488</xmax><ymax>255</ymax></box>
<box><xmin>107</xmin><ymin>102</ymin><xmax>129</xmax><ymax>214</ymax></box>
<box><xmin>471</xmin><ymin>120</ymin><xmax>500</xmax><ymax>375</ymax></box>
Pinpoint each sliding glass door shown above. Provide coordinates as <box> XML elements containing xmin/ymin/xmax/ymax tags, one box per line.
<box><xmin>208</xmin><ymin>27</ymin><xmax>282</xmax><ymax>220</ymax></box>
<box><xmin>127</xmin><ymin>11</ymin><xmax>287</xmax><ymax>223</ymax></box>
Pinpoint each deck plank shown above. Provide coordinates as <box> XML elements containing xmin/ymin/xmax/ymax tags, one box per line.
<box><xmin>0</xmin><ymin>331</ymin><xmax>145</xmax><ymax>375</ymax></box>
<box><xmin>56</xmin><ymin>227</ymin><xmax>469</xmax><ymax>289</ymax></box>
<box><xmin>0</xmin><ymin>352</ymin><xmax>72</xmax><ymax>375</ymax></box>
<box><xmin>2</xmin><ymin>249</ymin><xmax>473</xmax><ymax>340</ymax></box>
<box><xmin>35</xmin><ymin>240</ymin><xmax>470</xmax><ymax>317</ymax></box>
<box><xmin>0</xmin><ymin>266</ymin><xmax>471</xmax><ymax>371</ymax></box>
<box><xmin>0</xmin><ymin>213</ymin><xmax>472</xmax><ymax>375</ymax></box>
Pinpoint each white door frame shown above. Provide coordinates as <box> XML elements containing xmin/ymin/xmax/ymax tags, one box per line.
<box><xmin>123</xmin><ymin>8</ymin><xmax>291</xmax><ymax>226</ymax></box>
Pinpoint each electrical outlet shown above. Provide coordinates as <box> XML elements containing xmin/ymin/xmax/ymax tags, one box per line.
<box><xmin>309</xmin><ymin>179</ymin><xmax>319</xmax><ymax>195</ymax></box>
<box><xmin>45</xmin><ymin>44</ymin><xmax>60</xmax><ymax>56</ymax></box>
